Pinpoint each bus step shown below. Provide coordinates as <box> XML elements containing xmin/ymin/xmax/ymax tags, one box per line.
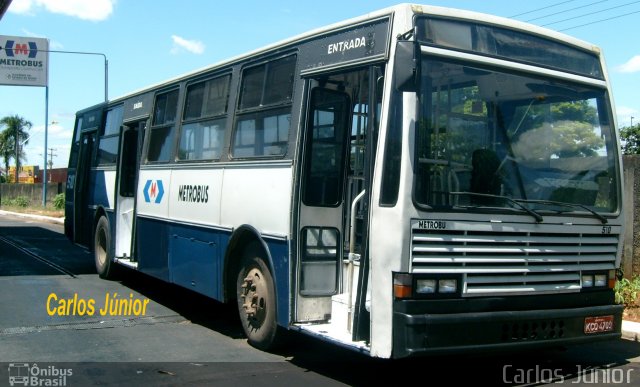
<box><xmin>115</xmin><ymin>257</ymin><xmax>138</xmax><ymax>269</ymax></box>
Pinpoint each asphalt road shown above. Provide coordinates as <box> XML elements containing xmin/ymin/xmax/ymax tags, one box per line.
<box><xmin>0</xmin><ymin>213</ymin><xmax>639</xmax><ymax>386</ymax></box>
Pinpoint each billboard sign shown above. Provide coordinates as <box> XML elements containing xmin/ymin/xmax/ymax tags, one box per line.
<box><xmin>0</xmin><ymin>35</ymin><xmax>49</xmax><ymax>87</ymax></box>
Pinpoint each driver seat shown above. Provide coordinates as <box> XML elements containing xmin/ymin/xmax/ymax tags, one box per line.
<box><xmin>470</xmin><ymin>149</ymin><xmax>502</xmax><ymax>204</ymax></box>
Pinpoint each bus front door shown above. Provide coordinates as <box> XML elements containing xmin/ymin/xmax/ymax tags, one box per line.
<box><xmin>114</xmin><ymin>120</ymin><xmax>145</xmax><ymax>261</ymax></box>
<box><xmin>296</xmin><ymin>67</ymin><xmax>378</xmax><ymax>334</ymax></box>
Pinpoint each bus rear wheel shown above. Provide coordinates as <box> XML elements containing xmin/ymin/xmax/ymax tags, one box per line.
<box><xmin>94</xmin><ymin>216</ymin><xmax>117</xmax><ymax>279</ymax></box>
<box><xmin>236</xmin><ymin>244</ymin><xmax>279</xmax><ymax>351</ymax></box>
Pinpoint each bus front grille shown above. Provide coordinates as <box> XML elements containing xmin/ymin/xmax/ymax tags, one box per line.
<box><xmin>410</xmin><ymin>220</ymin><xmax>619</xmax><ymax>297</ymax></box>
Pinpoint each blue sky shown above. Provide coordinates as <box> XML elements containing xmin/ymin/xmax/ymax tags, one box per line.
<box><xmin>1</xmin><ymin>0</ymin><xmax>639</xmax><ymax>168</ymax></box>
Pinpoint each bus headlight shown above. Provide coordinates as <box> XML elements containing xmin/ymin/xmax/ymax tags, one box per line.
<box><xmin>416</xmin><ymin>279</ymin><xmax>437</xmax><ymax>294</ymax></box>
<box><xmin>594</xmin><ymin>274</ymin><xmax>607</xmax><ymax>287</ymax></box>
<box><xmin>438</xmin><ymin>279</ymin><xmax>457</xmax><ymax>293</ymax></box>
<box><xmin>581</xmin><ymin>271</ymin><xmax>612</xmax><ymax>289</ymax></box>
<box><xmin>582</xmin><ymin>274</ymin><xmax>594</xmax><ymax>287</ymax></box>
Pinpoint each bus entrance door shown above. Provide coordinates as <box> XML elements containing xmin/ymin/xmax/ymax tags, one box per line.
<box><xmin>295</xmin><ymin>68</ymin><xmax>377</xmax><ymax>337</ymax></box>
<box><xmin>114</xmin><ymin>120</ymin><xmax>145</xmax><ymax>263</ymax></box>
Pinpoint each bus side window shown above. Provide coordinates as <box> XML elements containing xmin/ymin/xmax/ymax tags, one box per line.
<box><xmin>178</xmin><ymin>74</ymin><xmax>230</xmax><ymax>161</ymax></box>
<box><xmin>147</xmin><ymin>89</ymin><xmax>179</xmax><ymax>163</ymax></box>
<box><xmin>232</xmin><ymin>55</ymin><xmax>296</xmax><ymax>158</ymax></box>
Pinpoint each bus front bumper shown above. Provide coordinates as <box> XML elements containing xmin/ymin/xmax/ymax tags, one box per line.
<box><xmin>392</xmin><ymin>302</ymin><xmax>623</xmax><ymax>358</ymax></box>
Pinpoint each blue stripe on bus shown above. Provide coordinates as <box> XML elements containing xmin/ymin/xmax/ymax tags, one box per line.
<box><xmin>136</xmin><ymin>217</ymin><xmax>170</xmax><ymax>281</ymax></box>
<box><xmin>266</xmin><ymin>238</ymin><xmax>290</xmax><ymax>327</ymax></box>
<box><xmin>135</xmin><ymin>217</ymin><xmax>290</xmax><ymax>326</ymax></box>
<box><xmin>168</xmin><ymin>222</ymin><xmax>224</xmax><ymax>299</ymax></box>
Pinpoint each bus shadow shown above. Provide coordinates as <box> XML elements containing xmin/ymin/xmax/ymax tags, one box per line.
<box><xmin>113</xmin><ymin>269</ymin><xmax>640</xmax><ymax>385</ymax></box>
<box><xmin>0</xmin><ymin>226</ymin><xmax>95</xmax><ymax>276</ymax></box>
<box><xmin>275</xmin><ymin>337</ymin><xmax>640</xmax><ymax>385</ymax></box>
<box><xmin>117</xmin><ymin>268</ymin><xmax>245</xmax><ymax>340</ymax></box>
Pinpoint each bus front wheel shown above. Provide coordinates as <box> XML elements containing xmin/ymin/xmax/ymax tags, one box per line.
<box><xmin>94</xmin><ymin>216</ymin><xmax>117</xmax><ymax>279</ymax></box>
<box><xmin>236</xmin><ymin>243</ymin><xmax>279</xmax><ymax>351</ymax></box>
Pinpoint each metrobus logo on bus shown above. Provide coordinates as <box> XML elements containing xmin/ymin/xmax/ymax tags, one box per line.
<box><xmin>3</xmin><ymin>40</ymin><xmax>38</xmax><ymax>58</ymax></box>
<box><xmin>143</xmin><ymin>179</ymin><xmax>164</xmax><ymax>204</ymax></box>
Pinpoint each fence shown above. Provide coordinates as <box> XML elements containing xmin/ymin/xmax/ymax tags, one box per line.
<box><xmin>0</xmin><ymin>183</ymin><xmax>64</xmax><ymax>206</ymax></box>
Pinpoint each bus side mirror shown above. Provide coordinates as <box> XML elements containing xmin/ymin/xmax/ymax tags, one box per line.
<box><xmin>394</xmin><ymin>40</ymin><xmax>421</xmax><ymax>92</ymax></box>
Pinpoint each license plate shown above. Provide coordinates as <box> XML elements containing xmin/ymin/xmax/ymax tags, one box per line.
<box><xmin>584</xmin><ymin>315</ymin><xmax>614</xmax><ymax>334</ymax></box>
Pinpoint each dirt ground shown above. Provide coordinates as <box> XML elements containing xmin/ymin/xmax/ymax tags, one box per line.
<box><xmin>624</xmin><ymin>304</ymin><xmax>640</xmax><ymax>323</ymax></box>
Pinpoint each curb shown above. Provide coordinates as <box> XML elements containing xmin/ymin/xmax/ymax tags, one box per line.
<box><xmin>0</xmin><ymin>209</ymin><xmax>65</xmax><ymax>225</ymax></box>
<box><xmin>622</xmin><ymin>320</ymin><xmax>640</xmax><ymax>342</ymax></box>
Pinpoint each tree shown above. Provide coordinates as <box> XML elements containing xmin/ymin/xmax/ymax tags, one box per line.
<box><xmin>509</xmin><ymin>100</ymin><xmax>605</xmax><ymax>160</ymax></box>
<box><xmin>512</xmin><ymin>120</ymin><xmax>605</xmax><ymax>161</ymax></box>
<box><xmin>0</xmin><ymin>130</ymin><xmax>12</xmax><ymax>182</ymax></box>
<box><xmin>0</xmin><ymin>115</ymin><xmax>32</xmax><ymax>183</ymax></box>
<box><xmin>620</xmin><ymin>124</ymin><xmax>640</xmax><ymax>155</ymax></box>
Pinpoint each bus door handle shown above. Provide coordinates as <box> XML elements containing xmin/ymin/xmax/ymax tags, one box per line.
<box><xmin>349</xmin><ymin>190</ymin><xmax>366</xmax><ymax>256</ymax></box>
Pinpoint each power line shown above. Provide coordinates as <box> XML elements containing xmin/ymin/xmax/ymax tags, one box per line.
<box><xmin>510</xmin><ymin>0</ymin><xmax>578</xmax><ymax>18</ymax></box>
<box><xmin>559</xmin><ymin>8</ymin><xmax>640</xmax><ymax>30</ymax></box>
<box><xmin>542</xmin><ymin>0</ymin><xmax>640</xmax><ymax>26</ymax></box>
<box><xmin>525</xmin><ymin>0</ymin><xmax>609</xmax><ymax>22</ymax></box>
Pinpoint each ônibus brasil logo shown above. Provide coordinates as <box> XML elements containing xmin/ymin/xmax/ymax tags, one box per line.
<box><xmin>143</xmin><ymin>179</ymin><xmax>164</xmax><ymax>204</ymax></box>
<box><xmin>3</xmin><ymin>40</ymin><xmax>38</xmax><ymax>58</ymax></box>
<box><xmin>8</xmin><ymin>363</ymin><xmax>72</xmax><ymax>386</ymax></box>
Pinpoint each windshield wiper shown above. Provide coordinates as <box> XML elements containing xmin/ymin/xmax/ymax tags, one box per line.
<box><xmin>513</xmin><ymin>199</ymin><xmax>608</xmax><ymax>224</ymax></box>
<box><xmin>449</xmin><ymin>191</ymin><xmax>544</xmax><ymax>223</ymax></box>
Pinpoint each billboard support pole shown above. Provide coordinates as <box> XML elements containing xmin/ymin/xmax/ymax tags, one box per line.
<box><xmin>43</xmin><ymin>85</ymin><xmax>48</xmax><ymax>206</ymax></box>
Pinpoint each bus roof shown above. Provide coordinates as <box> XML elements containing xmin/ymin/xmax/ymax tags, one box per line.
<box><xmin>106</xmin><ymin>3</ymin><xmax>602</xmax><ymax>105</ymax></box>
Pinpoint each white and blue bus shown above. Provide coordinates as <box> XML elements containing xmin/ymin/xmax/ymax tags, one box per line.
<box><xmin>65</xmin><ymin>4</ymin><xmax>625</xmax><ymax>358</ymax></box>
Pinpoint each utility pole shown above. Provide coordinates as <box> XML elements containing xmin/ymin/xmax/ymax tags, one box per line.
<box><xmin>47</xmin><ymin>147</ymin><xmax>57</xmax><ymax>171</ymax></box>
<box><xmin>39</xmin><ymin>147</ymin><xmax>57</xmax><ymax>182</ymax></box>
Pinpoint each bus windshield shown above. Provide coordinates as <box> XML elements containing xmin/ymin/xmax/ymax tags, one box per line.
<box><xmin>414</xmin><ymin>58</ymin><xmax>619</xmax><ymax>214</ymax></box>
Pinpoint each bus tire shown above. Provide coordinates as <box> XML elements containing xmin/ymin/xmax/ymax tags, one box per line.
<box><xmin>236</xmin><ymin>243</ymin><xmax>279</xmax><ymax>351</ymax></box>
<box><xmin>94</xmin><ymin>216</ymin><xmax>117</xmax><ymax>279</ymax></box>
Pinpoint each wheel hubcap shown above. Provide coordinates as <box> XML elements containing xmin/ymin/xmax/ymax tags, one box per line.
<box><xmin>97</xmin><ymin>228</ymin><xmax>107</xmax><ymax>266</ymax></box>
<box><xmin>240</xmin><ymin>268</ymin><xmax>267</xmax><ymax>328</ymax></box>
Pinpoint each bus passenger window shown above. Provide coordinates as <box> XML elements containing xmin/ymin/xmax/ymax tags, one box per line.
<box><xmin>179</xmin><ymin>75</ymin><xmax>230</xmax><ymax>161</ymax></box>
<box><xmin>147</xmin><ymin>89</ymin><xmax>179</xmax><ymax>163</ymax></box>
<box><xmin>232</xmin><ymin>55</ymin><xmax>296</xmax><ymax>158</ymax></box>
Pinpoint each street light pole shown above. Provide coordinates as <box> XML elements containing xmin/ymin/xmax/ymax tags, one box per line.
<box><xmin>44</xmin><ymin>49</ymin><xmax>108</xmax><ymax>103</ymax></box>
<box><xmin>0</xmin><ymin>46</ymin><xmax>108</xmax><ymax>102</ymax></box>
<box><xmin>40</xmin><ymin>49</ymin><xmax>108</xmax><ymax>206</ymax></box>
